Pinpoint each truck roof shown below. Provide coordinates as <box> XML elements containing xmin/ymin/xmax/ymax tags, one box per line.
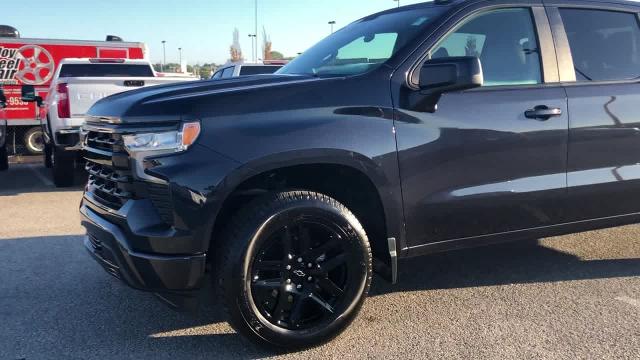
<box><xmin>239</xmin><ymin>63</ymin><xmax>282</xmax><ymax>67</ymax></box>
<box><xmin>0</xmin><ymin>37</ymin><xmax>145</xmax><ymax>48</ymax></box>
<box><xmin>218</xmin><ymin>63</ymin><xmax>283</xmax><ymax>69</ymax></box>
<box><xmin>58</xmin><ymin>58</ymin><xmax>151</xmax><ymax>65</ymax></box>
<box><xmin>379</xmin><ymin>0</ymin><xmax>640</xmax><ymax>14</ymax></box>
<box><xmin>542</xmin><ymin>0</ymin><xmax>640</xmax><ymax>6</ymax></box>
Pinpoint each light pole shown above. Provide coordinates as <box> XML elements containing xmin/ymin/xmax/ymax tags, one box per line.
<box><xmin>248</xmin><ymin>34</ymin><xmax>257</xmax><ymax>63</ymax></box>
<box><xmin>254</xmin><ymin>0</ymin><xmax>258</xmax><ymax>62</ymax></box>
<box><xmin>161</xmin><ymin>40</ymin><xmax>166</xmax><ymax>72</ymax></box>
<box><xmin>178</xmin><ymin>47</ymin><xmax>182</xmax><ymax>71</ymax></box>
<box><xmin>393</xmin><ymin>0</ymin><xmax>400</xmax><ymax>8</ymax></box>
<box><xmin>328</xmin><ymin>21</ymin><xmax>336</xmax><ymax>34</ymax></box>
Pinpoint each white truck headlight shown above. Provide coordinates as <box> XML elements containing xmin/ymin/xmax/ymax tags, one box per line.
<box><xmin>123</xmin><ymin>121</ymin><xmax>200</xmax><ymax>154</ymax></box>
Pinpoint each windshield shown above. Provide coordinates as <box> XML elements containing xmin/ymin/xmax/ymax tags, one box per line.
<box><xmin>277</xmin><ymin>6</ymin><xmax>446</xmax><ymax>77</ymax></box>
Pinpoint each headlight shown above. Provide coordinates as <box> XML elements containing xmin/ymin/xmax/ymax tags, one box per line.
<box><xmin>123</xmin><ymin>121</ymin><xmax>201</xmax><ymax>154</ymax></box>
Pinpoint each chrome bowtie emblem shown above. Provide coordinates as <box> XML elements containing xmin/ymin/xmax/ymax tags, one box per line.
<box><xmin>293</xmin><ymin>270</ymin><xmax>306</xmax><ymax>277</ymax></box>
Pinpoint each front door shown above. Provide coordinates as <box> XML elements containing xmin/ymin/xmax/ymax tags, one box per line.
<box><xmin>393</xmin><ymin>6</ymin><xmax>569</xmax><ymax>248</ymax></box>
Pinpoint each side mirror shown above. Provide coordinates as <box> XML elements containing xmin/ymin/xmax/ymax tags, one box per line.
<box><xmin>0</xmin><ymin>88</ymin><xmax>6</xmax><ymax>109</ymax></box>
<box><xmin>416</xmin><ymin>56</ymin><xmax>483</xmax><ymax>112</ymax></box>
<box><xmin>21</xmin><ymin>84</ymin><xmax>43</xmax><ymax>106</ymax></box>
<box><xmin>21</xmin><ymin>85</ymin><xmax>36</xmax><ymax>102</ymax></box>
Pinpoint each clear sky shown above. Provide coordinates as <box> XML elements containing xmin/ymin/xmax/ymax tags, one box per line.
<box><xmin>5</xmin><ymin>0</ymin><xmax>427</xmax><ymax>65</ymax></box>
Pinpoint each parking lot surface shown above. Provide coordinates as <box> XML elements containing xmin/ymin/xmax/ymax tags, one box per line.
<box><xmin>1</xmin><ymin>163</ymin><xmax>639</xmax><ymax>360</ymax></box>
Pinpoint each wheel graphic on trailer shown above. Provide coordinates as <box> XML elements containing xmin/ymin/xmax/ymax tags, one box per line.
<box><xmin>15</xmin><ymin>45</ymin><xmax>55</xmax><ymax>85</ymax></box>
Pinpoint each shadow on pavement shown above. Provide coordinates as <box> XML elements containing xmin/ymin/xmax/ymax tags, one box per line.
<box><xmin>371</xmin><ymin>239</ymin><xmax>640</xmax><ymax>296</ymax></box>
<box><xmin>0</xmin><ymin>235</ymin><xmax>269</xmax><ymax>359</ymax></box>
<box><xmin>0</xmin><ymin>163</ymin><xmax>86</xmax><ymax>196</ymax></box>
<box><xmin>1</xmin><ymin>234</ymin><xmax>638</xmax><ymax>359</ymax></box>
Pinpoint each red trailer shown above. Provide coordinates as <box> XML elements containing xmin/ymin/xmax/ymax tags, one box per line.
<box><xmin>0</xmin><ymin>25</ymin><xmax>147</xmax><ymax>154</ymax></box>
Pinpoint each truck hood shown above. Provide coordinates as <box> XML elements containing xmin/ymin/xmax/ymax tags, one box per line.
<box><xmin>87</xmin><ymin>74</ymin><xmax>318</xmax><ymax>122</ymax></box>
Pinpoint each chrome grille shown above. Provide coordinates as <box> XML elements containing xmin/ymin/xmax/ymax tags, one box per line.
<box><xmin>86</xmin><ymin>131</ymin><xmax>125</xmax><ymax>153</ymax></box>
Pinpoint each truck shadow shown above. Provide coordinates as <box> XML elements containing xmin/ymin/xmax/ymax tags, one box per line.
<box><xmin>0</xmin><ymin>163</ymin><xmax>86</xmax><ymax>195</ymax></box>
<box><xmin>0</xmin><ymin>235</ymin><xmax>269</xmax><ymax>359</ymax></box>
<box><xmin>370</xmin><ymin>239</ymin><xmax>640</xmax><ymax>296</ymax></box>
<box><xmin>1</xmin><ymin>234</ymin><xmax>638</xmax><ymax>359</ymax></box>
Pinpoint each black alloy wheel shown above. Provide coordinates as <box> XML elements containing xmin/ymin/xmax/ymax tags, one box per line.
<box><xmin>250</xmin><ymin>218</ymin><xmax>356</xmax><ymax>330</ymax></box>
<box><xmin>217</xmin><ymin>191</ymin><xmax>372</xmax><ymax>350</ymax></box>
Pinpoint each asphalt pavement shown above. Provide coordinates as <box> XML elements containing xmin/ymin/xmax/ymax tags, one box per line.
<box><xmin>1</xmin><ymin>162</ymin><xmax>639</xmax><ymax>359</ymax></box>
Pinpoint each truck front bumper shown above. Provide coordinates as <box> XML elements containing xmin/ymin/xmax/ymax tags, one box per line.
<box><xmin>80</xmin><ymin>196</ymin><xmax>207</xmax><ymax>294</ymax></box>
<box><xmin>55</xmin><ymin>127</ymin><xmax>82</xmax><ymax>150</ymax></box>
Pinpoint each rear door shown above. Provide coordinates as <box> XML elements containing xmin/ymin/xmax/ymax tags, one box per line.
<box><xmin>546</xmin><ymin>3</ymin><xmax>640</xmax><ymax>221</ymax></box>
<box><xmin>392</xmin><ymin>2</ymin><xmax>570</xmax><ymax>249</ymax></box>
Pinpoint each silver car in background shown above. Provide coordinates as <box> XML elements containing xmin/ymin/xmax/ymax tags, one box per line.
<box><xmin>210</xmin><ymin>63</ymin><xmax>283</xmax><ymax>80</ymax></box>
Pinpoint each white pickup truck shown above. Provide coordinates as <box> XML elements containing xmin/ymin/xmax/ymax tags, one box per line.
<box><xmin>42</xmin><ymin>58</ymin><xmax>196</xmax><ymax>187</ymax></box>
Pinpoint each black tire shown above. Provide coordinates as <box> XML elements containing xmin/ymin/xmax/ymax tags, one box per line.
<box><xmin>0</xmin><ymin>145</ymin><xmax>7</xmax><ymax>171</ymax></box>
<box><xmin>44</xmin><ymin>142</ymin><xmax>53</xmax><ymax>168</ymax></box>
<box><xmin>216</xmin><ymin>191</ymin><xmax>372</xmax><ymax>350</ymax></box>
<box><xmin>51</xmin><ymin>147</ymin><xmax>75</xmax><ymax>187</ymax></box>
<box><xmin>23</xmin><ymin>126</ymin><xmax>45</xmax><ymax>154</ymax></box>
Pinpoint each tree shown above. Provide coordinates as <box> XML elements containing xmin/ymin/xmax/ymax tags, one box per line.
<box><xmin>262</xmin><ymin>27</ymin><xmax>272</xmax><ymax>60</ymax></box>
<box><xmin>153</xmin><ymin>63</ymin><xmax>180</xmax><ymax>72</ymax></box>
<box><xmin>192</xmin><ymin>63</ymin><xmax>218</xmax><ymax>79</ymax></box>
<box><xmin>269</xmin><ymin>51</ymin><xmax>284</xmax><ymax>60</ymax></box>
<box><xmin>230</xmin><ymin>28</ymin><xmax>243</xmax><ymax>62</ymax></box>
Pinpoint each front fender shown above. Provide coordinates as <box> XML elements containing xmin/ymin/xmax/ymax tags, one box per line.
<box><xmin>146</xmin><ymin>145</ymin><xmax>405</xmax><ymax>256</ymax></box>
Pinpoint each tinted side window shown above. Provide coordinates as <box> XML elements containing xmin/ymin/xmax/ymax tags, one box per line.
<box><xmin>431</xmin><ymin>8</ymin><xmax>542</xmax><ymax>86</ymax></box>
<box><xmin>221</xmin><ymin>67</ymin><xmax>235</xmax><ymax>78</ymax></box>
<box><xmin>239</xmin><ymin>66</ymin><xmax>281</xmax><ymax>76</ymax></box>
<box><xmin>560</xmin><ymin>9</ymin><xmax>640</xmax><ymax>82</ymax></box>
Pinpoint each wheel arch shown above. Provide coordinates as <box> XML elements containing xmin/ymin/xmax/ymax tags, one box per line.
<box><xmin>204</xmin><ymin>148</ymin><xmax>404</xmax><ymax>272</ymax></box>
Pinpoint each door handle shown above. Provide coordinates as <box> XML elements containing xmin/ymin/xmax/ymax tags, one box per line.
<box><xmin>525</xmin><ymin>105</ymin><xmax>562</xmax><ymax>120</ymax></box>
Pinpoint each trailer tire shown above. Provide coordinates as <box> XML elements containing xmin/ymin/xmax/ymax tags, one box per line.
<box><xmin>0</xmin><ymin>145</ymin><xmax>8</xmax><ymax>171</ymax></box>
<box><xmin>51</xmin><ymin>147</ymin><xmax>75</xmax><ymax>187</ymax></box>
<box><xmin>24</xmin><ymin>127</ymin><xmax>45</xmax><ymax>154</ymax></box>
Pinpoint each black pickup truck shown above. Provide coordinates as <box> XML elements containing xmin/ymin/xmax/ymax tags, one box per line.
<box><xmin>80</xmin><ymin>0</ymin><xmax>640</xmax><ymax>350</ymax></box>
